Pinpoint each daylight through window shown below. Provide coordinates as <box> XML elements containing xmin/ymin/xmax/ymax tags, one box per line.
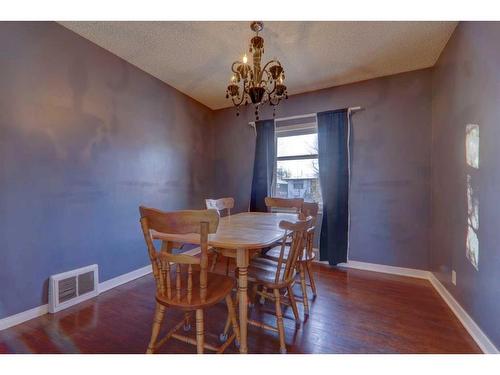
<box><xmin>465</xmin><ymin>124</ymin><xmax>479</xmax><ymax>270</ymax></box>
<box><xmin>274</xmin><ymin>115</ymin><xmax>322</xmax><ymax>207</ymax></box>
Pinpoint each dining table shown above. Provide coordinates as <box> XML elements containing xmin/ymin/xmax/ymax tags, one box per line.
<box><xmin>152</xmin><ymin>211</ymin><xmax>298</xmax><ymax>354</ymax></box>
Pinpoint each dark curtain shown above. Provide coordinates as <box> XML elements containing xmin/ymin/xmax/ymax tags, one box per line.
<box><xmin>317</xmin><ymin>109</ymin><xmax>350</xmax><ymax>265</ymax></box>
<box><xmin>250</xmin><ymin>119</ymin><xmax>275</xmax><ymax>212</ymax></box>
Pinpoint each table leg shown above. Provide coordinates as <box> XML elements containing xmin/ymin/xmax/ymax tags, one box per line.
<box><xmin>236</xmin><ymin>248</ymin><xmax>249</xmax><ymax>354</ymax></box>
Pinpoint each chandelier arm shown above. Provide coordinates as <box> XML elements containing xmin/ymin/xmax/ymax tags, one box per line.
<box><xmin>259</xmin><ymin>70</ymin><xmax>270</xmax><ymax>88</ymax></box>
<box><xmin>231</xmin><ymin>93</ymin><xmax>246</xmax><ymax>107</ymax></box>
<box><xmin>263</xmin><ymin>79</ymin><xmax>276</xmax><ymax>95</ymax></box>
<box><xmin>261</xmin><ymin>68</ymin><xmax>271</xmax><ymax>83</ymax></box>
<box><xmin>261</xmin><ymin>60</ymin><xmax>277</xmax><ymax>73</ymax></box>
<box><xmin>269</xmin><ymin>95</ymin><xmax>281</xmax><ymax>106</ymax></box>
<box><xmin>231</xmin><ymin>61</ymin><xmax>242</xmax><ymax>74</ymax></box>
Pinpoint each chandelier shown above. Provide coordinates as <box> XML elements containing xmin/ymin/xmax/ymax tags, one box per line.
<box><xmin>226</xmin><ymin>21</ymin><xmax>288</xmax><ymax>120</ymax></box>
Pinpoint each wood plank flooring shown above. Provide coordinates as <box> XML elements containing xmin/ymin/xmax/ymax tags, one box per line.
<box><xmin>0</xmin><ymin>263</ymin><xmax>481</xmax><ymax>354</ymax></box>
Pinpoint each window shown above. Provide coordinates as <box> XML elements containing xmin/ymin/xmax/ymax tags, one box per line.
<box><xmin>273</xmin><ymin>115</ymin><xmax>322</xmax><ymax>206</ymax></box>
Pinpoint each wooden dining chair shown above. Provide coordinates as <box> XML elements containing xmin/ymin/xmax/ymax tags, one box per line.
<box><xmin>258</xmin><ymin>197</ymin><xmax>305</xmax><ymax>304</ymax></box>
<box><xmin>262</xmin><ymin>202</ymin><xmax>320</xmax><ymax>316</ymax></box>
<box><xmin>299</xmin><ymin>202</ymin><xmax>320</xmax><ymax>300</ymax></box>
<box><xmin>139</xmin><ymin>206</ymin><xmax>240</xmax><ymax>354</ymax></box>
<box><xmin>205</xmin><ymin>197</ymin><xmax>234</xmax><ymax>215</ymax></box>
<box><xmin>205</xmin><ymin>197</ymin><xmax>234</xmax><ymax>274</ymax></box>
<box><xmin>227</xmin><ymin>217</ymin><xmax>312</xmax><ymax>354</ymax></box>
<box><xmin>264</xmin><ymin>197</ymin><xmax>304</xmax><ymax>243</ymax></box>
<box><xmin>264</xmin><ymin>197</ymin><xmax>304</xmax><ymax>213</ymax></box>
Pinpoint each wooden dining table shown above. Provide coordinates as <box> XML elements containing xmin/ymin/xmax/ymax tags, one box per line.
<box><xmin>152</xmin><ymin>211</ymin><xmax>298</xmax><ymax>354</ymax></box>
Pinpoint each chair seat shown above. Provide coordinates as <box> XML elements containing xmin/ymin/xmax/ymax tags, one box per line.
<box><xmin>246</xmin><ymin>257</ymin><xmax>295</xmax><ymax>288</ymax></box>
<box><xmin>263</xmin><ymin>245</ymin><xmax>315</xmax><ymax>263</ymax></box>
<box><xmin>156</xmin><ymin>271</ymin><xmax>234</xmax><ymax>310</ymax></box>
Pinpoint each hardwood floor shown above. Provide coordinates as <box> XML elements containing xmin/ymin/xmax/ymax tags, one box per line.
<box><xmin>0</xmin><ymin>263</ymin><xmax>481</xmax><ymax>354</ymax></box>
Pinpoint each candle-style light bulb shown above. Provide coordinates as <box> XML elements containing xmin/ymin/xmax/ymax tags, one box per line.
<box><xmin>242</xmin><ymin>54</ymin><xmax>248</xmax><ymax>64</ymax></box>
<box><xmin>231</xmin><ymin>75</ymin><xmax>236</xmax><ymax>83</ymax></box>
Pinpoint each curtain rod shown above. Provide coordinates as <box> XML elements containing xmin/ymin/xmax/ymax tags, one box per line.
<box><xmin>275</xmin><ymin>112</ymin><xmax>316</xmax><ymax>122</ymax></box>
<box><xmin>248</xmin><ymin>106</ymin><xmax>363</xmax><ymax>127</ymax></box>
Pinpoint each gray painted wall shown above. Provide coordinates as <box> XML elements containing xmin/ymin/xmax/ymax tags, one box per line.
<box><xmin>213</xmin><ymin>69</ymin><xmax>432</xmax><ymax>270</ymax></box>
<box><xmin>0</xmin><ymin>22</ymin><xmax>214</xmax><ymax>318</ymax></box>
<box><xmin>430</xmin><ymin>22</ymin><xmax>500</xmax><ymax>348</ymax></box>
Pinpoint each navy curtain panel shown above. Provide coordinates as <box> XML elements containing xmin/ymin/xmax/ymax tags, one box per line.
<box><xmin>250</xmin><ymin>119</ymin><xmax>276</xmax><ymax>212</ymax></box>
<box><xmin>317</xmin><ymin>109</ymin><xmax>350</xmax><ymax>265</ymax></box>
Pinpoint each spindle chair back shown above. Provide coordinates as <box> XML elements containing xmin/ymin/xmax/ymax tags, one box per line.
<box><xmin>300</xmin><ymin>202</ymin><xmax>320</xmax><ymax>260</ymax></box>
<box><xmin>140</xmin><ymin>207</ymin><xmax>219</xmax><ymax>304</ymax></box>
<box><xmin>272</xmin><ymin>217</ymin><xmax>312</xmax><ymax>287</ymax></box>
<box><xmin>264</xmin><ymin>197</ymin><xmax>303</xmax><ymax>213</ymax></box>
<box><xmin>205</xmin><ymin>197</ymin><xmax>234</xmax><ymax>217</ymax></box>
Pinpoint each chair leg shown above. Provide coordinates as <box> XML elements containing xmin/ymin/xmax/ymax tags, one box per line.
<box><xmin>287</xmin><ymin>286</ymin><xmax>301</xmax><ymax>326</ymax></box>
<box><xmin>249</xmin><ymin>283</ymin><xmax>258</xmax><ymax>307</ymax></box>
<box><xmin>273</xmin><ymin>289</ymin><xmax>287</xmax><ymax>354</ymax></box>
<box><xmin>225</xmin><ymin>294</ymin><xmax>241</xmax><ymax>347</ymax></box>
<box><xmin>225</xmin><ymin>257</ymin><xmax>231</xmax><ymax>275</ymax></box>
<box><xmin>210</xmin><ymin>252</ymin><xmax>219</xmax><ymax>272</ymax></box>
<box><xmin>183</xmin><ymin>312</ymin><xmax>191</xmax><ymax>331</ymax></box>
<box><xmin>146</xmin><ymin>303</ymin><xmax>166</xmax><ymax>354</ymax></box>
<box><xmin>260</xmin><ymin>287</ymin><xmax>267</xmax><ymax>305</ymax></box>
<box><xmin>221</xmin><ymin>290</ymin><xmax>238</xmax><ymax>342</ymax></box>
<box><xmin>305</xmin><ymin>261</ymin><xmax>317</xmax><ymax>297</ymax></box>
<box><xmin>299</xmin><ymin>263</ymin><xmax>310</xmax><ymax>316</ymax></box>
<box><xmin>195</xmin><ymin>309</ymin><xmax>204</xmax><ymax>354</ymax></box>
<box><xmin>221</xmin><ymin>314</ymin><xmax>231</xmax><ymax>342</ymax></box>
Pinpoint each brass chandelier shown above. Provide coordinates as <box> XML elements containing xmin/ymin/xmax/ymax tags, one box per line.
<box><xmin>226</xmin><ymin>21</ymin><xmax>288</xmax><ymax>120</ymax></box>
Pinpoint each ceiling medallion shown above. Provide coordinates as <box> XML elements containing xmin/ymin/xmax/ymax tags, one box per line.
<box><xmin>226</xmin><ymin>21</ymin><xmax>288</xmax><ymax>121</ymax></box>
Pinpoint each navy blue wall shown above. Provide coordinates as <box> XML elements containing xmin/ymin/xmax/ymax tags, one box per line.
<box><xmin>431</xmin><ymin>22</ymin><xmax>500</xmax><ymax>349</ymax></box>
<box><xmin>0</xmin><ymin>22</ymin><xmax>214</xmax><ymax>318</ymax></box>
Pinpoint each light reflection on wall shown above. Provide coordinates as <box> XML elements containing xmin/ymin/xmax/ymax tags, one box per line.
<box><xmin>465</xmin><ymin>124</ymin><xmax>479</xmax><ymax>270</ymax></box>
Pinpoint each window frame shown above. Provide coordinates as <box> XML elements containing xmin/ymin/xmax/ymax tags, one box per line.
<box><xmin>272</xmin><ymin>116</ymin><xmax>322</xmax><ymax>208</ymax></box>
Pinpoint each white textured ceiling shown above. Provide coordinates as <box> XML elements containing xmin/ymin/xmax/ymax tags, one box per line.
<box><xmin>59</xmin><ymin>21</ymin><xmax>457</xmax><ymax>110</ymax></box>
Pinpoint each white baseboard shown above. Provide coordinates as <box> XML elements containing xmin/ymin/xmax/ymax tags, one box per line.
<box><xmin>338</xmin><ymin>260</ymin><xmax>430</xmax><ymax>279</ymax></box>
<box><xmin>428</xmin><ymin>273</ymin><xmax>499</xmax><ymax>354</ymax></box>
<box><xmin>98</xmin><ymin>264</ymin><xmax>152</xmax><ymax>294</ymax></box>
<box><xmin>334</xmin><ymin>259</ymin><xmax>498</xmax><ymax>354</ymax></box>
<box><xmin>0</xmin><ymin>304</ymin><xmax>49</xmax><ymax>331</ymax></box>
<box><xmin>0</xmin><ymin>264</ymin><xmax>153</xmax><ymax>331</ymax></box>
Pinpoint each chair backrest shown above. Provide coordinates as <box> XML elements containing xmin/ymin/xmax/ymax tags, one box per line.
<box><xmin>205</xmin><ymin>197</ymin><xmax>234</xmax><ymax>217</ymax></box>
<box><xmin>273</xmin><ymin>216</ymin><xmax>313</xmax><ymax>285</ymax></box>
<box><xmin>139</xmin><ymin>206</ymin><xmax>219</xmax><ymax>304</ymax></box>
<box><xmin>301</xmin><ymin>202</ymin><xmax>319</xmax><ymax>222</ymax></box>
<box><xmin>264</xmin><ymin>197</ymin><xmax>304</xmax><ymax>213</ymax></box>
<box><xmin>301</xmin><ymin>202</ymin><xmax>320</xmax><ymax>259</ymax></box>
